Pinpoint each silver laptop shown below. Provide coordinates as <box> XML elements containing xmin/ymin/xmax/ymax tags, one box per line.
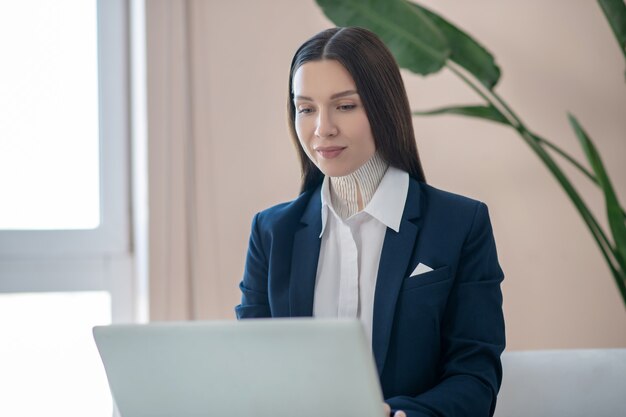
<box><xmin>93</xmin><ymin>318</ymin><xmax>386</xmax><ymax>417</ymax></box>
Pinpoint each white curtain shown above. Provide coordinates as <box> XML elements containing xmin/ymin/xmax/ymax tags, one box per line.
<box><xmin>144</xmin><ymin>0</ymin><xmax>225</xmax><ymax>320</ymax></box>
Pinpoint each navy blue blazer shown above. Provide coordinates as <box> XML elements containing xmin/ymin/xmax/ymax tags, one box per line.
<box><xmin>236</xmin><ymin>177</ymin><xmax>505</xmax><ymax>417</ymax></box>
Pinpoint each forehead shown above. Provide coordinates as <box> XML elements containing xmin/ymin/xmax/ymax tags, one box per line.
<box><xmin>292</xmin><ymin>59</ymin><xmax>356</xmax><ymax>98</ymax></box>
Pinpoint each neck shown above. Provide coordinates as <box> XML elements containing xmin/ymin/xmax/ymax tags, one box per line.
<box><xmin>329</xmin><ymin>152</ymin><xmax>388</xmax><ymax>219</ymax></box>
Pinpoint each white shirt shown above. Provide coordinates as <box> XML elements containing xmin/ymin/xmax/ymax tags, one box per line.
<box><xmin>312</xmin><ymin>166</ymin><xmax>409</xmax><ymax>346</ymax></box>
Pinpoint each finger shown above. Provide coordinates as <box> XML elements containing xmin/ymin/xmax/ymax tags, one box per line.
<box><xmin>383</xmin><ymin>403</ymin><xmax>391</xmax><ymax>415</ymax></box>
<box><xmin>394</xmin><ymin>411</ymin><xmax>407</xmax><ymax>417</ymax></box>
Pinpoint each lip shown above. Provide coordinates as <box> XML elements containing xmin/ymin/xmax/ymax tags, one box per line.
<box><xmin>315</xmin><ymin>146</ymin><xmax>346</xmax><ymax>159</ymax></box>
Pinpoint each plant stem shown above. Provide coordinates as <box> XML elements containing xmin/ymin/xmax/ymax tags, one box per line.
<box><xmin>445</xmin><ymin>61</ymin><xmax>626</xmax><ymax>308</ymax></box>
<box><xmin>445</xmin><ymin>62</ymin><xmax>514</xmax><ymax>125</ymax></box>
<box><xmin>445</xmin><ymin>62</ymin><xmax>608</xmax><ymax>189</ymax></box>
<box><xmin>532</xmin><ymin>134</ymin><xmax>597</xmax><ymax>184</ymax></box>
<box><xmin>519</xmin><ymin>127</ymin><xmax>626</xmax><ymax>306</ymax></box>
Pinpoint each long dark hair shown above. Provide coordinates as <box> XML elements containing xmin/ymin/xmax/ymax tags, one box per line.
<box><xmin>287</xmin><ymin>27</ymin><xmax>426</xmax><ymax>193</ymax></box>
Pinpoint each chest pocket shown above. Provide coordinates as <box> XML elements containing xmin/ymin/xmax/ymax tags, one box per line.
<box><xmin>400</xmin><ymin>265</ymin><xmax>451</xmax><ymax>293</ymax></box>
<box><xmin>397</xmin><ymin>265</ymin><xmax>453</xmax><ymax>324</ymax></box>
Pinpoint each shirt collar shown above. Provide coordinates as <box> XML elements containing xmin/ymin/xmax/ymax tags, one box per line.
<box><xmin>363</xmin><ymin>166</ymin><xmax>408</xmax><ymax>233</ymax></box>
<box><xmin>319</xmin><ymin>166</ymin><xmax>409</xmax><ymax>237</ymax></box>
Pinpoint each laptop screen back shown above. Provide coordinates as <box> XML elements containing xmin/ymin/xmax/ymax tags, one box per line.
<box><xmin>93</xmin><ymin>318</ymin><xmax>385</xmax><ymax>417</ymax></box>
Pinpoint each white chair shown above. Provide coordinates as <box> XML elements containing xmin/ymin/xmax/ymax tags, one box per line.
<box><xmin>494</xmin><ymin>349</ymin><xmax>626</xmax><ymax>417</ymax></box>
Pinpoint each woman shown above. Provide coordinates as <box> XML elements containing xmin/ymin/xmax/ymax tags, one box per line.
<box><xmin>236</xmin><ymin>27</ymin><xmax>505</xmax><ymax>417</ymax></box>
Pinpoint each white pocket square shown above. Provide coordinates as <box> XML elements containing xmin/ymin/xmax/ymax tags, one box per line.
<box><xmin>410</xmin><ymin>263</ymin><xmax>433</xmax><ymax>277</ymax></box>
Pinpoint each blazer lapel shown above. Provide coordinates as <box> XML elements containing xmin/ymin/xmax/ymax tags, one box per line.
<box><xmin>372</xmin><ymin>180</ymin><xmax>422</xmax><ymax>375</ymax></box>
<box><xmin>289</xmin><ymin>189</ymin><xmax>322</xmax><ymax>317</ymax></box>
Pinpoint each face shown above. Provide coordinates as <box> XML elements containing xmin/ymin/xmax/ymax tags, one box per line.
<box><xmin>292</xmin><ymin>59</ymin><xmax>376</xmax><ymax>177</ymax></box>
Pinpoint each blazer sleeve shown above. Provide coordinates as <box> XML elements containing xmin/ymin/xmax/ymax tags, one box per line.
<box><xmin>235</xmin><ymin>212</ymin><xmax>272</xmax><ymax>319</ymax></box>
<box><xmin>386</xmin><ymin>202</ymin><xmax>506</xmax><ymax>417</ymax></box>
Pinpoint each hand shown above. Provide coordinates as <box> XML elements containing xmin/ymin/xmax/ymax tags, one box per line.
<box><xmin>383</xmin><ymin>402</ymin><xmax>407</xmax><ymax>417</ymax></box>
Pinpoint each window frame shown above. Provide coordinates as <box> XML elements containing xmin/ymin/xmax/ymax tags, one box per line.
<box><xmin>0</xmin><ymin>0</ymin><xmax>134</xmax><ymax>325</ymax></box>
<box><xmin>0</xmin><ymin>0</ymin><xmax>130</xmax><ymax>259</ymax></box>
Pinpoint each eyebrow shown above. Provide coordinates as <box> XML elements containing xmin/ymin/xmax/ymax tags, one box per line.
<box><xmin>294</xmin><ymin>89</ymin><xmax>358</xmax><ymax>101</ymax></box>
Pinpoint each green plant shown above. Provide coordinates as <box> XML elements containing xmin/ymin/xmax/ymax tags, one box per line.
<box><xmin>315</xmin><ymin>0</ymin><xmax>626</xmax><ymax>308</ymax></box>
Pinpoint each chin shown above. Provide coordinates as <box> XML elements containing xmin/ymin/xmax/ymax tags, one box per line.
<box><xmin>318</xmin><ymin>163</ymin><xmax>357</xmax><ymax>178</ymax></box>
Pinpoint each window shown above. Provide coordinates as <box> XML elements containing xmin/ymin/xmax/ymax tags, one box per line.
<box><xmin>0</xmin><ymin>0</ymin><xmax>129</xmax><ymax>257</ymax></box>
<box><xmin>0</xmin><ymin>0</ymin><xmax>101</xmax><ymax>231</ymax></box>
<box><xmin>0</xmin><ymin>1</ymin><xmax>132</xmax><ymax>416</ymax></box>
<box><xmin>0</xmin><ymin>292</ymin><xmax>112</xmax><ymax>416</ymax></box>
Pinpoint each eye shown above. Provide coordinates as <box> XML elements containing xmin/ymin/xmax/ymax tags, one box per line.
<box><xmin>296</xmin><ymin>106</ymin><xmax>314</xmax><ymax>115</ymax></box>
<box><xmin>338</xmin><ymin>104</ymin><xmax>357</xmax><ymax>111</ymax></box>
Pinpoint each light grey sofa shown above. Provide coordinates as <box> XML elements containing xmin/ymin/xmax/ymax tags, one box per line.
<box><xmin>494</xmin><ymin>349</ymin><xmax>626</xmax><ymax>417</ymax></box>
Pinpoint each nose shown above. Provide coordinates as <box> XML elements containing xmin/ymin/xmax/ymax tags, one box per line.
<box><xmin>314</xmin><ymin>108</ymin><xmax>338</xmax><ymax>138</ymax></box>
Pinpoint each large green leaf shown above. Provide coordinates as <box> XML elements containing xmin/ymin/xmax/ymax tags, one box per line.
<box><xmin>598</xmin><ymin>0</ymin><xmax>626</xmax><ymax>77</ymax></box>
<box><xmin>315</xmin><ymin>0</ymin><xmax>449</xmax><ymax>75</ymax></box>
<box><xmin>569</xmin><ymin>113</ymin><xmax>626</xmax><ymax>273</ymax></box>
<box><xmin>411</xmin><ymin>3</ymin><xmax>501</xmax><ymax>89</ymax></box>
<box><xmin>413</xmin><ymin>105</ymin><xmax>508</xmax><ymax>124</ymax></box>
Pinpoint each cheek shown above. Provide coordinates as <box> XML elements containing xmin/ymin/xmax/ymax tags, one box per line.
<box><xmin>294</xmin><ymin>123</ymin><xmax>303</xmax><ymax>144</ymax></box>
<box><xmin>365</xmin><ymin>134</ymin><xmax>376</xmax><ymax>153</ymax></box>
<box><xmin>354</xmin><ymin>115</ymin><xmax>376</xmax><ymax>151</ymax></box>
<box><xmin>295</xmin><ymin>120</ymin><xmax>312</xmax><ymax>148</ymax></box>
<box><xmin>295</xmin><ymin>123</ymin><xmax>315</xmax><ymax>160</ymax></box>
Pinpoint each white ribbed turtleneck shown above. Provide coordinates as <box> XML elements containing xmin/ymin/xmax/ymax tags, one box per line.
<box><xmin>329</xmin><ymin>152</ymin><xmax>389</xmax><ymax>219</ymax></box>
<box><xmin>315</xmin><ymin>164</ymin><xmax>410</xmax><ymax>347</ymax></box>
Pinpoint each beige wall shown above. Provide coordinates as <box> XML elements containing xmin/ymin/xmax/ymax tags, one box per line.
<box><xmin>146</xmin><ymin>0</ymin><xmax>626</xmax><ymax>350</ymax></box>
